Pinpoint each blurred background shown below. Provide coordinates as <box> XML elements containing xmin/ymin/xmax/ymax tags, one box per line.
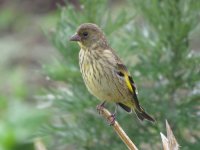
<box><xmin>0</xmin><ymin>0</ymin><xmax>199</xmax><ymax>150</ymax></box>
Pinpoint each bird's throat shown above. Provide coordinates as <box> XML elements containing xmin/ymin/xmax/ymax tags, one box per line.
<box><xmin>78</xmin><ymin>42</ymin><xmax>87</xmax><ymax>50</ymax></box>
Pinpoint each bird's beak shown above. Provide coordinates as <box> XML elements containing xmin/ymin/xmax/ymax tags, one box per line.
<box><xmin>70</xmin><ymin>33</ymin><xmax>81</xmax><ymax>42</ymax></box>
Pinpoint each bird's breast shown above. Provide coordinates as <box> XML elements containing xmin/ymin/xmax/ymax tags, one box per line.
<box><xmin>79</xmin><ymin>49</ymin><xmax>129</xmax><ymax>102</ymax></box>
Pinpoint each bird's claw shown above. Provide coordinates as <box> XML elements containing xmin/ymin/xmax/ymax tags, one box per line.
<box><xmin>107</xmin><ymin>114</ymin><xmax>116</xmax><ymax>126</ymax></box>
<box><xmin>96</xmin><ymin>101</ymin><xmax>106</xmax><ymax>114</ymax></box>
<box><xmin>96</xmin><ymin>104</ymin><xmax>104</xmax><ymax>114</ymax></box>
<box><xmin>96</xmin><ymin>101</ymin><xmax>116</xmax><ymax>126</ymax></box>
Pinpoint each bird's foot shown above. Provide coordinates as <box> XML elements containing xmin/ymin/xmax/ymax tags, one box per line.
<box><xmin>107</xmin><ymin>104</ymin><xmax>117</xmax><ymax>125</ymax></box>
<box><xmin>107</xmin><ymin>114</ymin><xmax>116</xmax><ymax>126</ymax></box>
<box><xmin>96</xmin><ymin>101</ymin><xmax>106</xmax><ymax>114</ymax></box>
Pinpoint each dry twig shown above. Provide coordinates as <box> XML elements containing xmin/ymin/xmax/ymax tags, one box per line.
<box><xmin>160</xmin><ymin>120</ymin><xmax>179</xmax><ymax>150</ymax></box>
<box><xmin>99</xmin><ymin>107</ymin><xmax>138</xmax><ymax>150</ymax></box>
<box><xmin>34</xmin><ymin>138</ymin><xmax>47</xmax><ymax>150</ymax></box>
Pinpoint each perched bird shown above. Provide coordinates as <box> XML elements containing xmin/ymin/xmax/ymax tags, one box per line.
<box><xmin>70</xmin><ymin>23</ymin><xmax>155</xmax><ymax>123</ymax></box>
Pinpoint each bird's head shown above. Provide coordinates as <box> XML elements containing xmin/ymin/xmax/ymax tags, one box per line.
<box><xmin>70</xmin><ymin>23</ymin><xmax>108</xmax><ymax>49</ymax></box>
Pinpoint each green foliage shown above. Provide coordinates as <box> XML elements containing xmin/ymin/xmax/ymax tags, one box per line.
<box><xmin>0</xmin><ymin>96</ymin><xmax>49</xmax><ymax>150</ymax></box>
<box><xmin>43</xmin><ymin>0</ymin><xmax>200</xmax><ymax>150</ymax></box>
<box><xmin>0</xmin><ymin>70</ymin><xmax>49</xmax><ymax>150</ymax></box>
<box><xmin>128</xmin><ymin>1</ymin><xmax>200</xmax><ymax>149</ymax></box>
<box><xmin>0</xmin><ymin>55</ymin><xmax>50</xmax><ymax>150</ymax></box>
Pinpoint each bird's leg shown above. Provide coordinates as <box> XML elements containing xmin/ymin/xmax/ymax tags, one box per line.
<box><xmin>108</xmin><ymin>104</ymin><xmax>118</xmax><ymax>126</ymax></box>
<box><xmin>96</xmin><ymin>101</ymin><xmax>106</xmax><ymax>114</ymax></box>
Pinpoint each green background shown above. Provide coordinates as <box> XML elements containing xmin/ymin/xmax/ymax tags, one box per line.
<box><xmin>0</xmin><ymin>0</ymin><xmax>199</xmax><ymax>150</ymax></box>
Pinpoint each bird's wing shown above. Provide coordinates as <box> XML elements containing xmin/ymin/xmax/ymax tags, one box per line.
<box><xmin>115</xmin><ymin>63</ymin><xmax>141</xmax><ymax>110</ymax></box>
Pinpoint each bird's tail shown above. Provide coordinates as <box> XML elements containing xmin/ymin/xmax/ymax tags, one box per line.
<box><xmin>134</xmin><ymin>106</ymin><xmax>155</xmax><ymax>123</ymax></box>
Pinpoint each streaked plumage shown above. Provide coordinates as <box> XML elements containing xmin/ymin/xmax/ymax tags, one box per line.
<box><xmin>70</xmin><ymin>23</ymin><xmax>155</xmax><ymax>122</ymax></box>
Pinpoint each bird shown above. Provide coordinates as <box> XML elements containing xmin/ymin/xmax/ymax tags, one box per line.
<box><xmin>70</xmin><ymin>23</ymin><xmax>155</xmax><ymax>123</ymax></box>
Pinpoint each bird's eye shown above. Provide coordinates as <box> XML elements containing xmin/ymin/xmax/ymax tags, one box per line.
<box><xmin>83</xmin><ymin>32</ymin><xmax>88</xmax><ymax>37</ymax></box>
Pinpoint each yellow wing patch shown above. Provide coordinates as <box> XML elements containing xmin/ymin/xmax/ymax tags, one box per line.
<box><xmin>116</xmin><ymin>63</ymin><xmax>134</xmax><ymax>93</ymax></box>
<box><xmin>124</xmin><ymin>73</ymin><xmax>133</xmax><ymax>93</ymax></box>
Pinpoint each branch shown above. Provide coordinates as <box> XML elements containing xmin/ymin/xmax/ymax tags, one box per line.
<box><xmin>99</xmin><ymin>107</ymin><xmax>138</xmax><ymax>150</ymax></box>
<box><xmin>34</xmin><ymin>138</ymin><xmax>47</xmax><ymax>150</ymax></box>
